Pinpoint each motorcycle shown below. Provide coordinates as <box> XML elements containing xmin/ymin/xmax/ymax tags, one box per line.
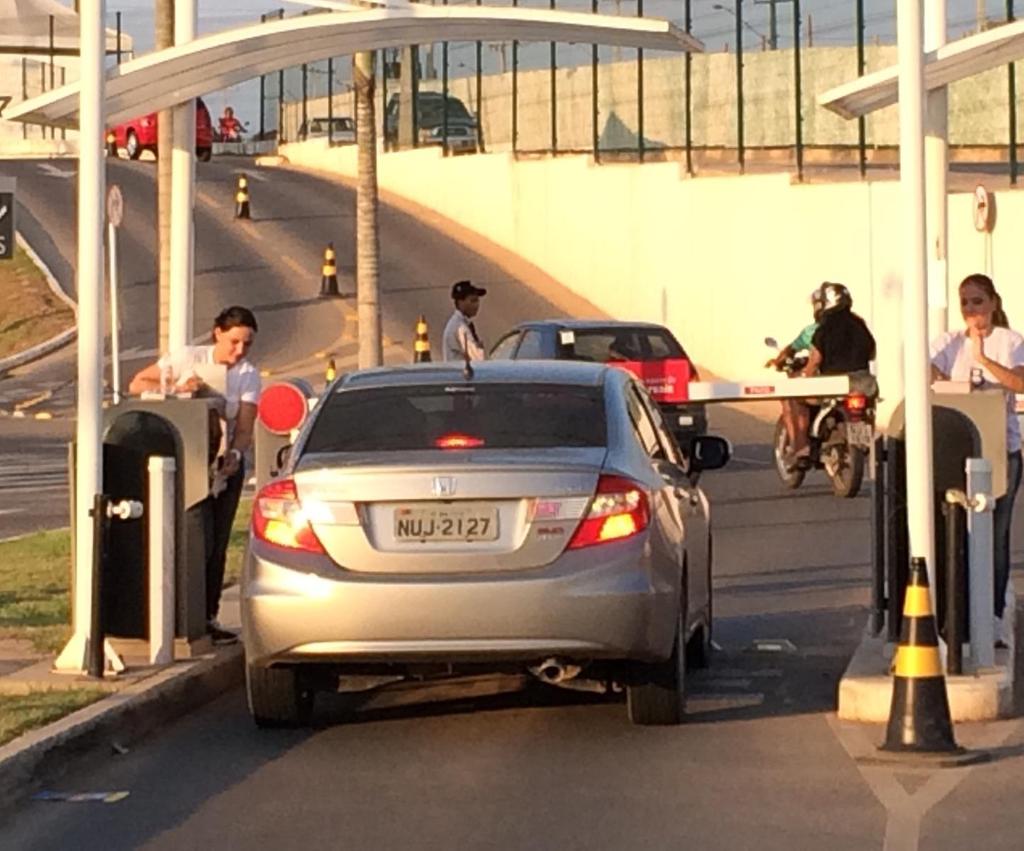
<box><xmin>764</xmin><ymin>337</ymin><xmax>876</xmax><ymax>499</ymax></box>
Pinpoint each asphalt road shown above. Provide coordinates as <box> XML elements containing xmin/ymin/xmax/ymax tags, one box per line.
<box><xmin>3</xmin><ymin>432</ymin><xmax>1022</xmax><ymax>851</ymax></box>
<box><xmin>0</xmin><ymin>155</ymin><xmax>591</xmax><ymax>538</ymax></box>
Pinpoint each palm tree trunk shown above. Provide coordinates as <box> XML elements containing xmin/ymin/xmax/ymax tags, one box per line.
<box><xmin>354</xmin><ymin>50</ymin><xmax>382</xmax><ymax>369</ymax></box>
<box><xmin>156</xmin><ymin>0</ymin><xmax>174</xmax><ymax>354</ymax></box>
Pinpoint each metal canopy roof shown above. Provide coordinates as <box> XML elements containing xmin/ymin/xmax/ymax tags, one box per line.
<box><xmin>819</xmin><ymin>19</ymin><xmax>1024</xmax><ymax>119</ymax></box>
<box><xmin>8</xmin><ymin>6</ymin><xmax>703</xmax><ymax>128</ymax></box>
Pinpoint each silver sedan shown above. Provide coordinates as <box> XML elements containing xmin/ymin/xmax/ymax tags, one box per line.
<box><xmin>242</xmin><ymin>360</ymin><xmax>729</xmax><ymax>727</ymax></box>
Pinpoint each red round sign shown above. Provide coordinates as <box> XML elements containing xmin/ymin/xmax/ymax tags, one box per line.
<box><xmin>257</xmin><ymin>381</ymin><xmax>310</xmax><ymax>435</ymax></box>
<box><xmin>973</xmin><ymin>185</ymin><xmax>993</xmax><ymax>233</ymax></box>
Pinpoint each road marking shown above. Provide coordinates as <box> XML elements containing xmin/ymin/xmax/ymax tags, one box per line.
<box><xmin>0</xmin><ymin>508</ymin><xmax>26</xmax><ymax>517</ymax></box>
<box><xmin>37</xmin><ymin>163</ymin><xmax>75</xmax><ymax>179</ymax></box>
<box><xmin>827</xmin><ymin>715</ymin><xmax>1023</xmax><ymax>851</ymax></box>
<box><xmin>281</xmin><ymin>255</ymin><xmax>306</xmax><ymax>278</ymax></box>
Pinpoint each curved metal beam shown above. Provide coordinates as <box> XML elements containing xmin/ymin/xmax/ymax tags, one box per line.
<box><xmin>8</xmin><ymin>6</ymin><xmax>703</xmax><ymax>128</ymax></box>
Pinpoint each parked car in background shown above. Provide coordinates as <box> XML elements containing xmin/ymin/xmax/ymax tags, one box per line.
<box><xmin>383</xmin><ymin>91</ymin><xmax>479</xmax><ymax>150</ymax></box>
<box><xmin>425</xmin><ymin>122</ymin><xmax>478</xmax><ymax>154</ymax></box>
<box><xmin>242</xmin><ymin>360</ymin><xmax>730</xmax><ymax>728</ymax></box>
<box><xmin>490</xmin><ymin>320</ymin><xmax>708</xmax><ymax>451</ymax></box>
<box><xmin>298</xmin><ymin>116</ymin><xmax>356</xmax><ymax>144</ymax></box>
<box><xmin>107</xmin><ymin>97</ymin><xmax>214</xmax><ymax>161</ymax></box>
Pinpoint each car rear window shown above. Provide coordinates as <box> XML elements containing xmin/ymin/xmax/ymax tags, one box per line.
<box><xmin>562</xmin><ymin>328</ymin><xmax>687</xmax><ymax>363</ymax></box>
<box><xmin>304</xmin><ymin>384</ymin><xmax>606</xmax><ymax>452</ymax></box>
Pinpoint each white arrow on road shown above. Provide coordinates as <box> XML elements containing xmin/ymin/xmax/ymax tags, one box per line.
<box><xmin>37</xmin><ymin>163</ymin><xmax>75</xmax><ymax>179</ymax></box>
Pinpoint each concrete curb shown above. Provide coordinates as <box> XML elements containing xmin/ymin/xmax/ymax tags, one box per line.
<box><xmin>837</xmin><ymin>594</ymin><xmax>1019</xmax><ymax>723</ymax></box>
<box><xmin>0</xmin><ymin>232</ymin><xmax>78</xmax><ymax>378</ymax></box>
<box><xmin>0</xmin><ymin>645</ymin><xmax>243</xmax><ymax>818</ymax></box>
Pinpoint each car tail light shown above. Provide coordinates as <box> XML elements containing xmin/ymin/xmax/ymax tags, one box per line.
<box><xmin>252</xmin><ymin>478</ymin><xmax>326</xmax><ymax>554</ymax></box>
<box><xmin>567</xmin><ymin>474</ymin><xmax>650</xmax><ymax>550</ymax></box>
<box><xmin>844</xmin><ymin>393</ymin><xmax>868</xmax><ymax>419</ymax></box>
<box><xmin>435</xmin><ymin>433</ymin><xmax>485</xmax><ymax>449</ymax></box>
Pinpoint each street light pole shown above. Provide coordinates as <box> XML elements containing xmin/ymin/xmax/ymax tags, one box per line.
<box><xmin>897</xmin><ymin>0</ymin><xmax>938</xmax><ymax>593</ymax></box>
<box><xmin>55</xmin><ymin>0</ymin><xmax>105</xmax><ymax>673</ymax></box>
<box><xmin>169</xmin><ymin>0</ymin><xmax>197</xmax><ymax>352</ymax></box>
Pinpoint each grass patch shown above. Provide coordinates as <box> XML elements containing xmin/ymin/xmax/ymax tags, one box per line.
<box><xmin>0</xmin><ymin>530</ymin><xmax>73</xmax><ymax>653</ymax></box>
<box><xmin>0</xmin><ymin>244</ymin><xmax>75</xmax><ymax>359</ymax></box>
<box><xmin>0</xmin><ymin>499</ymin><xmax>253</xmax><ymax>654</ymax></box>
<box><xmin>0</xmin><ymin>690</ymin><xmax>107</xmax><ymax>747</ymax></box>
<box><xmin>224</xmin><ymin>497</ymin><xmax>252</xmax><ymax>589</ymax></box>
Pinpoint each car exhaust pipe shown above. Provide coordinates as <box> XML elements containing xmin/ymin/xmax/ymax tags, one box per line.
<box><xmin>529</xmin><ymin>657</ymin><xmax>581</xmax><ymax>685</ymax></box>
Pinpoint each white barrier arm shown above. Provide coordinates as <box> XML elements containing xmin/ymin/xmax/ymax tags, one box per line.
<box><xmin>687</xmin><ymin>375</ymin><xmax>851</xmax><ymax>402</ymax></box>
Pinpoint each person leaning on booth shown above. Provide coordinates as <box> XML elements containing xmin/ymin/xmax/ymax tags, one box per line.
<box><xmin>128</xmin><ymin>306</ymin><xmax>261</xmax><ymax>645</ymax></box>
<box><xmin>930</xmin><ymin>274</ymin><xmax>1024</xmax><ymax>647</ymax></box>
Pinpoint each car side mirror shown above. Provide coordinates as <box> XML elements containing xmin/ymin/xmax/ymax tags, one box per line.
<box><xmin>687</xmin><ymin>435</ymin><xmax>732</xmax><ymax>476</ymax></box>
<box><xmin>274</xmin><ymin>444</ymin><xmax>292</xmax><ymax>474</ymax></box>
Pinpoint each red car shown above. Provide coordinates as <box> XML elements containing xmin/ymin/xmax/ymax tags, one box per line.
<box><xmin>107</xmin><ymin>97</ymin><xmax>214</xmax><ymax>162</ymax></box>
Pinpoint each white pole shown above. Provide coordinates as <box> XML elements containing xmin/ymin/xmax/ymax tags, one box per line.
<box><xmin>108</xmin><ymin>220</ymin><xmax>121</xmax><ymax>405</ymax></box>
<box><xmin>168</xmin><ymin>0</ymin><xmax>197</xmax><ymax>353</ymax></box>
<box><xmin>924</xmin><ymin>0</ymin><xmax>948</xmax><ymax>339</ymax></box>
<box><xmin>897</xmin><ymin>0</ymin><xmax>937</xmax><ymax>590</ymax></box>
<box><xmin>966</xmin><ymin>458</ymin><xmax>995</xmax><ymax>668</ymax></box>
<box><xmin>148</xmin><ymin>456</ymin><xmax>176</xmax><ymax>666</ymax></box>
<box><xmin>55</xmin><ymin>0</ymin><xmax>106</xmax><ymax>673</ymax></box>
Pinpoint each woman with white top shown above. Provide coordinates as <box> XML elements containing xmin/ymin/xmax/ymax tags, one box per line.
<box><xmin>930</xmin><ymin>274</ymin><xmax>1024</xmax><ymax>642</ymax></box>
<box><xmin>129</xmin><ymin>306</ymin><xmax>261</xmax><ymax>644</ymax></box>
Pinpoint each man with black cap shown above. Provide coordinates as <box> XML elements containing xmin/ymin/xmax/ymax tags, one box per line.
<box><xmin>443</xmin><ymin>279</ymin><xmax>488</xmax><ymax>362</ymax></box>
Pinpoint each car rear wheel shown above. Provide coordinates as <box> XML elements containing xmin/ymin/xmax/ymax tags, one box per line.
<box><xmin>196</xmin><ymin>147</ymin><xmax>212</xmax><ymax>162</ymax></box>
<box><xmin>627</xmin><ymin>586</ymin><xmax>687</xmax><ymax>726</ymax></box>
<box><xmin>246</xmin><ymin>663</ymin><xmax>314</xmax><ymax>728</ymax></box>
<box><xmin>125</xmin><ymin>130</ymin><xmax>141</xmax><ymax>160</ymax></box>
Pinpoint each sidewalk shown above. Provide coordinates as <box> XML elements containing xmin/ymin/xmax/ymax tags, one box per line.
<box><xmin>0</xmin><ymin>588</ymin><xmax>244</xmax><ymax>816</ymax></box>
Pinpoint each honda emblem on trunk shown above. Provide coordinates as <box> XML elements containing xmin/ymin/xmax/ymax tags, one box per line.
<box><xmin>432</xmin><ymin>476</ymin><xmax>457</xmax><ymax>497</ymax></box>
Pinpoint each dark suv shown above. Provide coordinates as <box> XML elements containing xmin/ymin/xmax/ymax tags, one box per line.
<box><xmin>384</xmin><ymin>91</ymin><xmax>479</xmax><ymax>150</ymax></box>
<box><xmin>490</xmin><ymin>320</ymin><xmax>707</xmax><ymax>450</ymax></box>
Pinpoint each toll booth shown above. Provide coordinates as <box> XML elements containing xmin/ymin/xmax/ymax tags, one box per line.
<box><xmin>79</xmin><ymin>398</ymin><xmax>221</xmax><ymax>657</ymax></box>
<box><xmin>882</xmin><ymin>388</ymin><xmax>1007</xmax><ymax>644</ymax></box>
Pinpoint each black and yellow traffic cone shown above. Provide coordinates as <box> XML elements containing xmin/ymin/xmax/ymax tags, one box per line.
<box><xmin>319</xmin><ymin>243</ymin><xmax>340</xmax><ymax>298</ymax></box>
<box><xmin>325</xmin><ymin>356</ymin><xmax>336</xmax><ymax>383</ymax></box>
<box><xmin>234</xmin><ymin>174</ymin><xmax>251</xmax><ymax>219</ymax></box>
<box><xmin>414</xmin><ymin>315</ymin><xmax>432</xmax><ymax>363</ymax></box>
<box><xmin>881</xmin><ymin>557</ymin><xmax>962</xmax><ymax>756</ymax></box>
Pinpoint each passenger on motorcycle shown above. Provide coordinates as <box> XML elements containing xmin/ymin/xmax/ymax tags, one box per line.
<box><xmin>767</xmin><ymin>289</ymin><xmax>825</xmax><ymax>452</ymax></box>
<box><xmin>785</xmin><ymin>282</ymin><xmax>876</xmax><ymax>463</ymax></box>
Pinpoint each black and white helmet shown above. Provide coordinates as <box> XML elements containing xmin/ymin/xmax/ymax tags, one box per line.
<box><xmin>818</xmin><ymin>282</ymin><xmax>852</xmax><ymax>315</ymax></box>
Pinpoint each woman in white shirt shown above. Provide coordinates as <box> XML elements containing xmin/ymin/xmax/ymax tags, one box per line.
<box><xmin>931</xmin><ymin>275</ymin><xmax>1024</xmax><ymax>638</ymax></box>
<box><xmin>129</xmin><ymin>306</ymin><xmax>261</xmax><ymax>644</ymax></box>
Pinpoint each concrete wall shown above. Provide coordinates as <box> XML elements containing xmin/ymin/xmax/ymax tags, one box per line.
<box><xmin>281</xmin><ymin>139</ymin><xmax>1024</xmax><ymax>426</ymax></box>
<box><xmin>1</xmin><ymin>54</ymin><xmax>77</xmax><ymax>154</ymax></box>
<box><xmin>284</xmin><ymin>45</ymin><xmax>1016</xmax><ymax>152</ymax></box>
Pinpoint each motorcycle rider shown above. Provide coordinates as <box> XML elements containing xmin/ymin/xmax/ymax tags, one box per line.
<box><xmin>786</xmin><ymin>282</ymin><xmax>876</xmax><ymax>463</ymax></box>
<box><xmin>768</xmin><ymin>289</ymin><xmax>826</xmax><ymax>453</ymax></box>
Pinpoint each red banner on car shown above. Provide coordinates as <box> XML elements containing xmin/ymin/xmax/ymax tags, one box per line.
<box><xmin>609</xmin><ymin>359</ymin><xmax>691</xmax><ymax>403</ymax></box>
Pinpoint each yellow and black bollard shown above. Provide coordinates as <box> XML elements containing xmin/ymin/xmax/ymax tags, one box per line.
<box><xmin>234</xmin><ymin>174</ymin><xmax>251</xmax><ymax>219</ymax></box>
<box><xmin>320</xmin><ymin>243</ymin><xmax>340</xmax><ymax>298</ymax></box>
<box><xmin>325</xmin><ymin>356</ymin><xmax>337</xmax><ymax>383</ymax></box>
<box><xmin>414</xmin><ymin>315</ymin><xmax>432</xmax><ymax>363</ymax></box>
<box><xmin>879</xmin><ymin>557</ymin><xmax>974</xmax><ymax>761</ymax></box>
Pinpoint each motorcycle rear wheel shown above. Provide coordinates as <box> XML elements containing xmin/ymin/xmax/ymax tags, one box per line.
<box><xmin>773</xmin><ymin>419</ymin><xmax>806</xmax><ymax>489</ymax></box>
<box><xmin>825</xmin><ymin>437</ymin><xmax>865</xmax><ymax>498</ymax></box>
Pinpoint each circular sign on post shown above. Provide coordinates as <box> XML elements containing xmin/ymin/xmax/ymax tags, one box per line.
<box><xmin>973</xmin><ymin>184</ymin><xmax>994</xmax><ymax>233</ymax></box>
<box><xmin>106</xmin><ymin>184</ymin><xmax>124</xmax><ymax>228</ymax></box>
